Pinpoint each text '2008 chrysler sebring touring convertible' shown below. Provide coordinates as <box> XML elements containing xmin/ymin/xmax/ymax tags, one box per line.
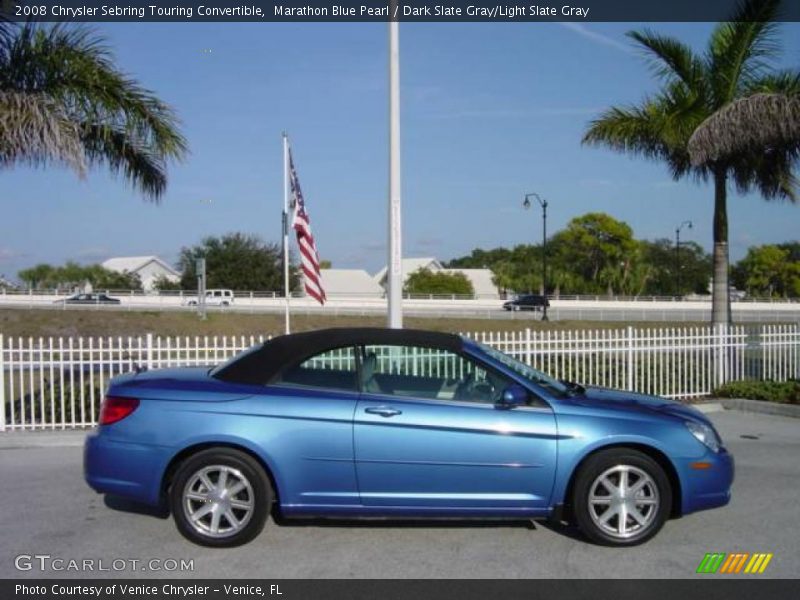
<box><xmin>85</xmin><ymin>328</ymin><xmax>733</xmax><ymax>547</ymax></box>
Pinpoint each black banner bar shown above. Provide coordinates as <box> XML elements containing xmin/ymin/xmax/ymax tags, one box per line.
<box><xmin>3</xmin><ymin>580</ymin><xmax>799</xmax><ymax>600</ymax></box>
<box><xmin>3</xmin><ymin>0</ymin><xmax>800</xmax><ymax>23</ymax></box>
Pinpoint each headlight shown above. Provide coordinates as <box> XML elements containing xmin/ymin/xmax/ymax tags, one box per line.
<box><xmin>686</xmin><ymin>421</ymin><xmax>721</xmax><ymax>453</ymax></box>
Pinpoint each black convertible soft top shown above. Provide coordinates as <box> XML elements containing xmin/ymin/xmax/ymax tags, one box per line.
<box><xmin>211</xmin><ymin>327</ymin><xmax>463</xmax><ymax>385</ymax></box>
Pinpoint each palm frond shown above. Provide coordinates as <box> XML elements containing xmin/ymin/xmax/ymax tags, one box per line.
<box><xmin>0</xmin><ymin>22</ymin><xmax>187</xmax><ymax>201</ymax></box>
<box><xmin>0</xmin><ymin>90</ymin><xmax>86</xmax><ymax>173</ymax></box>
<box><xmin>583</xmin><ymin>103</ymin><xmax>669</xmax><ymax>156</ymax></box>
<box><xmin>583</xmin><ymin>89</ymin><xmax>710</xmax><ymax>181</ymax></box>
<box><xmin>707</xmin><ymin>0</ymin><xmax>783</xmax><ymax>105</ymax></box>
<box><xmin>729</xmin><ymin>144</ymin><xmax>798</xmax><ymax>201</ymax></box>
<box><xmin>746</xmin><ymin>70</ymin><xmax>800</xmax><ymax>95</ymax></box>
<box><xmin>81</xmin><ymin>122</ymin><xmax>169</xmax><ymax>200</ymax></box>
<box><xmin>688</xmin><ymin>93</ymin><xmax>800</xmax><ymax>165</ymax></box>
<box><xmin>627</xmin><ymin>29</ymin><xmax>706</xmax><ymax>91</ymax></box>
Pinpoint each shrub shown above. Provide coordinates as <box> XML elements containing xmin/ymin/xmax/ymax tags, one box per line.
<box><xmin>713</xmin><ymin>380</ymin><xmax>800</xmax><ymax>404</ymax></box>
<box><xmin>404</xmin><ymin>268</ymin><xmax>474</xmax><ymax>296</ymax></box>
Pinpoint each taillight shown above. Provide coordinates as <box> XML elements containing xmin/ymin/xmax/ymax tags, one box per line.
<box><xmin>99</xmin><ymin>396</ymin><xmax>140</xmax><ymax>425</ymax></box>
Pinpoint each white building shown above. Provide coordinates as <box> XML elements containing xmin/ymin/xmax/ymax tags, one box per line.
<box><xmin>0</xmin><ymin>274</ymin><xmax>17</xmax><ymax>290</ymax></box>
<box><xmin>373</xmin><ymin>258</ymin><xmax>442</xmax><ymax>289</ymax></box>
<box><xmin>102</xmin><ymin>256</ymin><xmax>180</xmax><ymax>292</ymax></box>
<box><xmin>440</xmin><ymin>268</ymin><xmax>499</xmax><ymax>299</ymax></box>
<box><xmin>320</xmin><ymin>269</ymin><xmax>384</xmax><ymax>298</ymax></box>
<box><xmin>373</xmin><ymin>257</ymin><xmax>499</xmax><ymax>298</ymax></box>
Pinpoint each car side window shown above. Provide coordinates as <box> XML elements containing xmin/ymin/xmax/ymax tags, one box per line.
<box><xmin>274</xmin><ymin>346</ymin><xmax>359</xmax><ymax>392</ymax></box>
<box><xmin>361</xmin><ymin>344</ymin><xmax>518</xmax><ymax>405</ymax></box>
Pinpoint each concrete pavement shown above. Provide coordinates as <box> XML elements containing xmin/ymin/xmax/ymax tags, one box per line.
<box><xmin>0</xmin><ymin>410</ymin><xmax>798</xmax><ymax>579</ymax></box>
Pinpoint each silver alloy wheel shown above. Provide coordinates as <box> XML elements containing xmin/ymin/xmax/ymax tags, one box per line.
<box><xmin>588</xmin><ymin>465</ymin><xmax>660</xmax><ymax>539</ymax></box>
<box><xmin>183</xmin><ymin>465</ymin><xmax>255</xmax><ymax>539</ymax></box>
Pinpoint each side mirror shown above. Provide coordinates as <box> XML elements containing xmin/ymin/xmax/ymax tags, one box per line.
<box><xmin>498</xmin><ymin>384</ymin><xmax>527</xmax><ymax>409</ymax></box>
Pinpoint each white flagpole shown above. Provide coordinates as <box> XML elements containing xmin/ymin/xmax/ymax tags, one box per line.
<box><xmin>387</xmin><ymin>15</ymin><xmax>403</xmax><ymax>329</ymax></box>
<box><xmin>282</xmin><ymin>132</ymin><xmax>291</xmax><ymax>335</ymax></box>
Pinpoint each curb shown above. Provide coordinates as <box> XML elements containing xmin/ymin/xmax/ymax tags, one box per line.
<box><xmin>717</xmin><ymin>398</ymin><xmax>800</xmax><ymax>419</ymax></box>
<box><xmin>0</xmin><ymin>429</ymin><xmax>89</xmax><ymax>449</ymax></box>
<box><xmin>691</xmin><ymin>402</ymin><xmax>725</xmax><ymax>414</ymax></box>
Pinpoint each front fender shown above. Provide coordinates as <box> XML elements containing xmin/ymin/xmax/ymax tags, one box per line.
<box><xmin>552</xmin><ymin>433</ymin><xmax>683</xmax><ymax>506</ymax></box>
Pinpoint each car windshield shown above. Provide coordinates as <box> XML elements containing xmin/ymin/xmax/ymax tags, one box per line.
<box><xmin>469</xmin><ymin>339</ymin><xmax>570</xmax><ymax>398</ymax></box>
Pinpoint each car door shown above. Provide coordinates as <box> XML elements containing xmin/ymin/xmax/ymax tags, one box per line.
<box><xmin>257</xmin><ymin>345</ymin><xmax>360</xmax><ymax>509</ymax></box>
<box><xmin>354</xmin><ymin>344</ymin><xmax>557</xmax><ymax>511</ymax></box>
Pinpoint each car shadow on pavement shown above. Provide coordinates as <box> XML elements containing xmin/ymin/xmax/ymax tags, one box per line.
<box><xmin>101</xmin><ymin>495</ymin><xmax>537</xmax><ymax>530</ymax></box>
<box><xmin>536</xmin><ymin>519</ymin><xmax>586</xmax><ymax>542</ymax></box>
<box><xmin>104</xmin><ymin>494</ymin><xmax>170</xmax><ymax>519</ymax></box>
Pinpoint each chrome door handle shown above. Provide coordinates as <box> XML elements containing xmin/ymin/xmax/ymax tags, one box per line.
<box><xmin>364</xmin><ymin>406</ymin><xmax>402</xmax><ymax>418</ymax></box>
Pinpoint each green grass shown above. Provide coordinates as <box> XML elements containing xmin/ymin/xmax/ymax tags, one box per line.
<box><xmin>0</xmin><ymin>308</ymin><xmax>710</xmax><ymax>339</ymax></box>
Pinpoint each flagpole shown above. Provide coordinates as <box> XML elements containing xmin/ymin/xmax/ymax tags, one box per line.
<box><xmin>387</xmin><ymin>13</ymin><xmax>403</xmax><ymax>329</ymax></box>
<box><xmin>282</xmin><ymin>132</ymin><xmax>291</xmax><ymax>335</ymax></box>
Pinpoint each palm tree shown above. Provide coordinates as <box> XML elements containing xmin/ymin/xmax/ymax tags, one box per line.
<box><xmin>0</xmin><ymin>21</ymin><xmax>186</xmax><ymax>201</ymax></box>
<box><xmin>688</xmin><ymin>92</ymin><xmax>800</xmax><ymax>164</ymax></box>
<box><xmin>583</xmin><ymin>0</ymin><xmax>799</xmax><ymax>324</ymax></box>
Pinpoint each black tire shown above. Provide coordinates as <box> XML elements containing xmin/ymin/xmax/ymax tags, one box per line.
<box><xmin>170</xmin><ymin>448</ymin><xmax>271</xmax><ymax>547</ymax></box>
<box><xmin>572</xmin><ymin>448</ymin><xmax>671</xmax><ymax>546</ymax></box>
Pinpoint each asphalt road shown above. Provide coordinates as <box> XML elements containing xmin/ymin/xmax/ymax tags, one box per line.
<box><xmin>2</xmin><ymin>300</ymin><xmax>798</xmax><ymax>323</ymax></box>
<box><xmin>1</xmin><ymin>410</ymin><xmax>798</xmax><ymax>579</ymax></box>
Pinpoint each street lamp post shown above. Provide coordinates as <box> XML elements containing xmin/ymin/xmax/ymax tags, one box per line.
<box><xmin>675</xmin><ymin>220</ymin><xmax>693</xmax><ymax>297</ymax></box>
<box><xmin>524</xmin><ymin>192</ymin><xmax>549</xmax><ymax>322</ymax></box>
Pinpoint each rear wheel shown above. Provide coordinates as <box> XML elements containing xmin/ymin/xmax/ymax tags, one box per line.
<box><xmin>170</xmin><ymin>448</ymin><xmax>271</xmax><ymax>547</ymax></box>
<box><xmin>572</xmin><ymin>448</ymin><xmax>671</xmax><ymax>546</ymax></box>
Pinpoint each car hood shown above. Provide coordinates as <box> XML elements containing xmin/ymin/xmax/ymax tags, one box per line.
<box><xmin>576</xmin><ymin>385</ymin><xmax>711</xmax><ymax>425</ymax></box>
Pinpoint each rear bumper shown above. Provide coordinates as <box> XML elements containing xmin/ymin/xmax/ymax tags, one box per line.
<box><xmin>84</xmin><ymin>431</ymin><xmax>170</xmax><ymax>506</ymax></box>
<box><xmin>679</xmin><ymin>448</ymin><xmax>734</xmax><ymax>515</ymax></box>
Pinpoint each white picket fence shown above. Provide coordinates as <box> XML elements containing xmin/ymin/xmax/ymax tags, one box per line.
<box><xmin>1</xmin><ymin>324</ymin><xmax>798</xmax><ymax>431</ymax></box>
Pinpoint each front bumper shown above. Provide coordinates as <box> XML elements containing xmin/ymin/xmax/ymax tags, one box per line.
<box><xmin>678</xmin><ymin>447</ymin><xmax>735</xmax><ymax>515</ymax></box>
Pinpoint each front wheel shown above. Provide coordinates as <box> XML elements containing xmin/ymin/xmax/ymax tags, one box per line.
<box><xmin>170</xmin><ymin>448</ymin><xmax>271</xmax><ymax>547</ymax></box>
<box><xmin>572</xmin><ymin>448</ymin><xmax>671</xmax><ymax>546</ymax></box>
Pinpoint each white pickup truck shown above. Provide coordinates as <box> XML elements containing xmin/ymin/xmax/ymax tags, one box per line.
<box><xmin>183</xmin><ymin>289</ymin><xmax>235</xmax><ymax>307</ymax></box>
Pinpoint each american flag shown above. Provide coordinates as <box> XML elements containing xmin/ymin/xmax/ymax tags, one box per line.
<box><xmin>289</xmin><ymin>149</ymin><xmax>326</xmax><ymax>305</ymax></box>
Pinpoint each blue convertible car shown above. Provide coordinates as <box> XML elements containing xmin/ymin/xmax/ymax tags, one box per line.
<box><xmin>84</xmin><ymin>328</ymin><xmax>733</xmax><ymax>547</ymax></box>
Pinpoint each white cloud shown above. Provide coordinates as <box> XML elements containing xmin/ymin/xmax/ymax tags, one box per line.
<box><xmin>0</xmin><ymin>248</ymin><xmax>24</xmax><ymax>262</ymax></box>
<box><xmin>560</xmin><ymin>23</ymin><xmax>632</xmax><ymax>54</ymax></box>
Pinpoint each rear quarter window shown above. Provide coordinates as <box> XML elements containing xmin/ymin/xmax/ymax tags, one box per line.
<box><xmin>274</xmin><ymin>346</ymin><xmax>359</xmax><ymax>393</ymax></box>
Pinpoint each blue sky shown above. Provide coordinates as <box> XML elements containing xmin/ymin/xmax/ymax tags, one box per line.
<box><xmin>2</xmin><ymin>21</ymin><xmax>799</xmax><ymax>281</ymax></box>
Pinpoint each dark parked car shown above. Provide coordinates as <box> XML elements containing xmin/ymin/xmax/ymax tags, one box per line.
<box><xmin>503</xmin><ymin>294</ymin><xmax>550</xmax><ymax>312</ymax></box>
<box><xmin>85</xmin><ymin>328</ymin><xmax>733</xmax><ymax>548</ymax></box>
<box><xmin>56</xmin><ymin>293</ymin><xmax>120</xmax><ymax>305</ymax></box>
